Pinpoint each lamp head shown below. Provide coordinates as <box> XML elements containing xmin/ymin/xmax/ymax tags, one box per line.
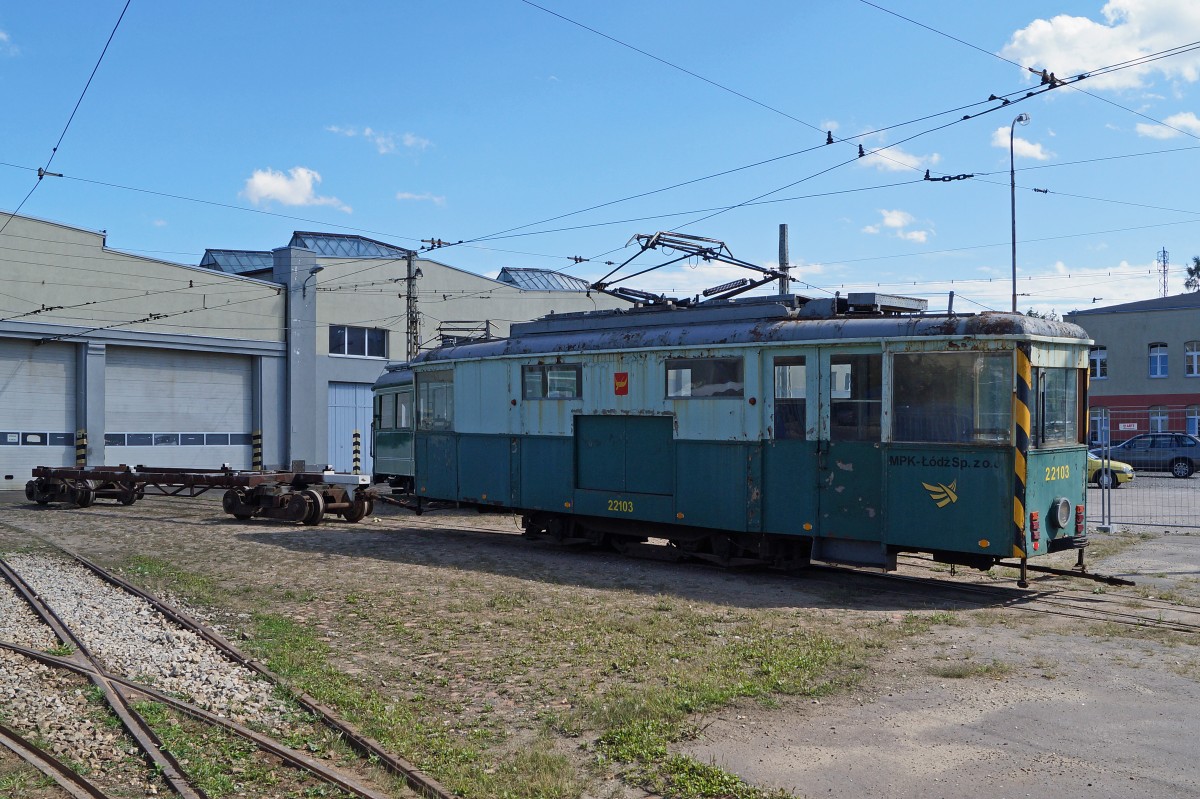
<box><xmin>1016</xmin><ymin>113</ymin><xmax>1031</xmax><ymax>126</ymax></box>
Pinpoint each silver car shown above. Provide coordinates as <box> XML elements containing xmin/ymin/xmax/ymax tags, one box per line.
<box><xmin>1091</xmin><ymin>433</ymin><xmax>1200</xmax><ymax>478</ymax></box>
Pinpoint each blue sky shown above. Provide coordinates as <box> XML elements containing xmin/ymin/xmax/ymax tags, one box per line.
<box><xmin>3</xmin><ymin>0</ymin><xmax>1200</xmax><ymax>315</ymax></box>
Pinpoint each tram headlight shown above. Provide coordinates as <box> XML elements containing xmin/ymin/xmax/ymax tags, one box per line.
<box><xmin>1049</xmin><ymin>497</ymin><xmax>1072</xmax><ymax>529</ymax></box>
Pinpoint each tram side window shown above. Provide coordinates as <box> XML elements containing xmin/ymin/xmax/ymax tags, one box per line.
<box><xmin>892</xmin><ymin>352</ymin><xmax>1013</xmax><ymax>443</ymax></box>
<box><xmin>773</xmin><ymin>356</ymin><xmax>807</xmax><ymax>440</ymax></box>
<box><xmin>1033</xmin><ymin>367</ymin><xmax>1080</xmax><ymax>447</ymax></box>
<box><xmin>665</xmin><ymin>357</ymin><xmax>744</xmax><ymax>398</ymax></box>
<box><xmin>381</xmin><ymin>394</ymin><xmax>396</xmax><ymax>430</ymax></box>
<box><xmin>830</xmin><ymin>354</ymin><xmax>881</xmax><ymax>441</ymax></box>
<box><xmin>417</xmin><ymin>371</ymin><xmax>454</xmax><ymax>431</ymax></box>
<box><xmin>522</xmin><ymin>364</ymin><xmax>582</xmax><ymax>399</ymax></box>
<box><xmin>397</xmin><ymin>393</ymin><xmax>413</xmax><ymax>429</ymax></box>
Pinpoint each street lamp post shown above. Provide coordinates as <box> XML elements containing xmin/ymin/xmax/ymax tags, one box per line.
<box><xmin>1010</xmin><ymin>112</ymin><xmax>1030</xmax><ymax>313</ymax></box>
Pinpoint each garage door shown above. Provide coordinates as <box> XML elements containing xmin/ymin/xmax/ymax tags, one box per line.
<box><xmin>0</xmin><ymin>338</ymin><xmax>76</xmax><ymax>489</ymax></box>
<box><xmin>329</xmin><ymin>382</ymin><xmax>373</xmax><ymax>474</ymax></box>
<box><xmin>105</xmin><ymin>347</ymin><xmax>253</xmax><ymax>470</ymax></box>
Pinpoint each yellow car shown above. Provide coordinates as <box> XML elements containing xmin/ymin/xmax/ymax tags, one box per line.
<box><xmin>1086</xmin><ymin>452</ymin><xmax>1135</xmax><ymax>488</ymax></box>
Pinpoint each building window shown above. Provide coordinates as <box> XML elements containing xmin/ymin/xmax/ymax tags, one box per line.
<box><xmin>1089</xmin><ymin>347</ymin><xmax>1107</xmax><ymax>379</ymax></box>
<box><xmin>1148</xmin><ymin>343</ymin><xmax>1168</xmax><ymax>378</ymax></box>
<box><xmin>665</xmin><ymin>357</ymin><xmax>743</xmax><ymax>398</ymax></box>
<box><xmin>1149</xmin><ymin>406</ymin><xmax>1169</xmax><ymax>432</ymax></box>
<box><xmin>1187</xmin><ymin>405</ymin><xmax>1200</xmax><ymax>436</ymax></box>
<box><xmin>521</xmin><ymin>364</ymin><xmax>582</xmax><ymax>399</ymax></box>
<box><xmin>1187</xmin><ymin>342</ymin><xmax>1200</xmax><ymax>377</ymax></box>
<box><xmin>329</xmin><ymin>325</ymin><xmax>386</xmax><ymax>358</ymax></box>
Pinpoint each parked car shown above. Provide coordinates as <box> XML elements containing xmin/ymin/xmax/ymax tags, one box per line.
<box><xmin>1090</xmin><ymin>432</ymin><xmax>1200</xmax><ymax>478</ymax></box>
<box><xmin>1085</xmin><ymin>452</ymin><xmax>1135</xmax><ymax>488</ymax></box>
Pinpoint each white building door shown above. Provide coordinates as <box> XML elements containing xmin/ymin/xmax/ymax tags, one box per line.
<box><xmin>328</xmin><ymin>382</ymin><xmax>373</xmax><ymax>474</ymax></box>
<box><xmin>0</xmin><ymin>339</ymin><xmax>76</xmax><ymax>489</ymax></box>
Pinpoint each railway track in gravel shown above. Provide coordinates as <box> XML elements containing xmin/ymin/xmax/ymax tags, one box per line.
<box><xmin>366</xmin><ymin>513</ymin><xmax>1200</xmax><ymax>636</ymax></box>
<box><xmin>0</xmin><ymin>544</ymin><xmax>456</xmax><ymax>799</ymax></box>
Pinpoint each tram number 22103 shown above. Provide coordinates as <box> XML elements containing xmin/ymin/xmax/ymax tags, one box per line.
<box><xmin>607</xmin><ymin>499</ymin><xmax>635</xmax><ymax>513</ymax></box>
<box><xmin>1044</xmin><ymin>464</ymin><xmax>1071</xmax><ymax>482</ymax></box>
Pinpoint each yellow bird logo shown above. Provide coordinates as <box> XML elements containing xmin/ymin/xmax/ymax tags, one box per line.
<box><xmin>922</xmin><ymin>480</ymin><xmax>958</xmax><ymax>508</ymax></box>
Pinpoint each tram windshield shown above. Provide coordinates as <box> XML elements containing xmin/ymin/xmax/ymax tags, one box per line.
<box><xmin>892</xmin><ymin>352</ymin><xmax>1012</xmax><ymax>444</ymax></box>
<box><xmin>1032</xmin><ymin>367</ymin><xmax>1081</xmax><ymax>447</ymax></box>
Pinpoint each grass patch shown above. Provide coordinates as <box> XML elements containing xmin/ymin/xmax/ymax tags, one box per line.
<box><xmin>929</xmin><ymin>659</ymin><xmax>1013</xmax><ymax>679</ymax></box>
<box><xmin>133</xmin><ymin>700</ymin><xmax>356</xmax><ymax>799</ymax></box>
<box><xmin>122</xmin><ymin>555</ymin><xmax>219</xmax><ymax>604</ymax></box>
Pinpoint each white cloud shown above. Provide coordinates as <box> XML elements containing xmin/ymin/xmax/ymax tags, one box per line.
<box><xmin>401</xmin><ymin>132</ymin><xmax>431</xmax><ymax>150</ymax></box>
<box><xmin>858</xmin><ymin>145</ymin><xmax>940</xmax><ymax>172</ymax></box>
<box><xmin>0</xmin><ymin>30</ymin><xmax>17</xmax><ymax>56</ymax></box>
<box><xmin>396</xmin><ymin>191</ymin><xmax>446</xmax><ymax>207</ymax></box>
<box><xmin>1001</xmin><ymin>1</ymin><xmax>1200</xmax><ymax>91</ymax></box>
<box><xmin>990</xmin><ymin>127</ymin><xmax>1054</xmax><ymax>160</ymax></box>
<box><xmin>1135</xmin><ymin>111</ymin><xmax>1200</xmax><ymax>138</ymax></box>
<box><xmin>152</xmin><ymin>219</ymin><xmax>167</xmax><ymax>227</ymax></box>
<box><xmin>863</xmin><ymin>209</ymin><xmax>931</xmax><ymax>244</ymax></box>
<box><xmin>242</xmin><ymin>167</ymin><xmax>351</xmax><ymax>213</ymax></box>
<box><xmin>327</xmin><ymin>125</ymin><xmax>431</xmax><ymax>154</ymax></box>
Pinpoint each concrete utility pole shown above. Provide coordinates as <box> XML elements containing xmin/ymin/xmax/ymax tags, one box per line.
<box><xmin>778</xmin><ymin>224</ymin><xmax>790</xmax><ymax>295</ymax></box>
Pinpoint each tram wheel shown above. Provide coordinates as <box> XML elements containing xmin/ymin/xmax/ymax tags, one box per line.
<box><xmin>74</xmin><ymin>481</ymin><xmax>96</xmax><ymax>509</ymax></box>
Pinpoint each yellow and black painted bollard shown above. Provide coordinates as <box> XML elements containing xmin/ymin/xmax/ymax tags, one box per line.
<box><xmin>252</xmin><ymin>430</ymin><xmax>263</xmax><ymax>471</ymax></box>
<box><xmin>352</xmin><ymin>429</ymin><xmax>361</xmax><ymax>475</ymax></box>
<box><xmin>75</xmin><ymin>429</ymin><xmax>87</xmax><ymax>466</ymax></box>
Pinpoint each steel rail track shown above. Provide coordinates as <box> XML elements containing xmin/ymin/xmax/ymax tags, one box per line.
<box><xmin>806</xmin><ymin>563</ymin><xmax>1200</xmax><ymax>635</ymax></box>
<box><xmin>900</xmin><ymin>554</ymin><xmax>1200</xmax><ymax>619</ymax></box>
<box><xmin>0</xmin><ymin>557</ymin><xmax>206</xmax><ymax>799</ymax></box>
<box><xmin>374</xmin><ymin>516</ymin><xmax>1200</xmax><ymax>633</ymax></box>
<box><xmin>0</xmin><ymin>640</ymin><xmax>395</xmax><ymax>799</ymax></box>
<box><xmin>0</xmin><ymin>720</ymin><xmax>113</xmax><ymax>799</ymax></box>
<box><xmin>57</xmin><ymin>546</ymin><xmax>456</xmax><ymax>799</ymax></box>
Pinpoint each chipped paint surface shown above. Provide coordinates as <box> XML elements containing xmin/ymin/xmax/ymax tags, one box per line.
<box><xmin>835</xmin><ymin>460</ymin><xmax>854</xmax><ymax>471</ymax></box>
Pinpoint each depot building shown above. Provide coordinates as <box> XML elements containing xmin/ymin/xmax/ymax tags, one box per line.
<box><xmin>0</xmin><ymin>211</ymin><xmax>618</xmax><ymax>490</ymax></box>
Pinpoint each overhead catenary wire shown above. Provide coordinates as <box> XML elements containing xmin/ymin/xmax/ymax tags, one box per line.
<box><xmin>0</xmin><ymin>0</ymin><xmax>131</xmax><ymax>239</ymax></box>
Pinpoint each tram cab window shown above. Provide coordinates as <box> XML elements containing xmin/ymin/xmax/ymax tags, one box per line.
<box><xmin>892</xmin><ymin>352</ymin><xmax>1012</xmax><ymax>443</ymax></box>
<box><xmin>1032</xmin><ymin>367</ymin><xmax>1080</xmax><ymax>447</ymax></box>
<box><xmin>417</xmin><ymin>370</ymin><xmax>454</xmax><ymax>431</ymax></box>
<box><xmin>665</xmin><ymin>357</ymin><xmax>744</xmax><ymax>398</ymax></box>
<box><xmin>773</xmin><ymin>356</ymin><xmax>807</xmax><ymax>440</ymax></box>
<box><xmin>830</xmin><ymin>354</ymin><xmax>881</xmax><ymax>441</ymax></box>
<box><xmin>381</xmin><ymin>394</ymin><xmax>396</xmax><ymax>430</ymax></box>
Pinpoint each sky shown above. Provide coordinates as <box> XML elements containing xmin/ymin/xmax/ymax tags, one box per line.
<box><xmin>3</xmin><ymin>0</ymin><xmax>1200</xmax><ymax>317</ymax></box>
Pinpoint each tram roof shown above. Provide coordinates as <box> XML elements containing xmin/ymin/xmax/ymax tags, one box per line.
<box><xmin>414</xmin><ymin>294</ymin><xmax>1090</xmax><ymax>364</ymax></box>
<box><xmin>372</xmin><ymin>362</ymin><xmax>413</xmax><ymax>390</ymax></box>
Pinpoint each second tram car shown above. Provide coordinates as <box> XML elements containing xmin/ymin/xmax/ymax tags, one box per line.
<box><xmin>379</xmin><ymin>293</ymin><xmax>1092</xmax><ymax>576</ymax></box>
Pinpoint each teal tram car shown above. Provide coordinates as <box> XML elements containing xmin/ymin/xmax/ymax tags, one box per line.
<box><xmin>371</xmin><ymin>362</ymin><xmax>415</xmax><ymax>491</ymax></box>
<box><xmin>375</xmin><ymin>293</ymin><xmax>1093</xmax><ymax>584</ymax></box>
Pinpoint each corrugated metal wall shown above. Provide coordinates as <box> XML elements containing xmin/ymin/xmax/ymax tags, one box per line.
<box><xmin>0</xmin><ymin>340</ymin><xmax>76</xmax><ymax>487</ymax></box>
<box><xmin>104</xmin><ymin>347</ymin><xmax>253</xmax><ymax>469</ymax></box>
<box><xmin>328</xmin><ymin>382</ymin><xmax>373</xmax><ymax>474</ymax></box>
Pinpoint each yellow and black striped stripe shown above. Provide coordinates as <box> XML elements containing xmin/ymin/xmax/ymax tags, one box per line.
<box><xmin>75</xmin><ymin>429</ymin><xmax>87</xmax><ymax>467</ymax></box>
<box><xmin>252</xmin><ymin>430</ymin><xmax>263</xmax><ymax>471</ymax></box>
<box><xmin>1012</xmin><ymin>345</ymin><xmax>1031</xmax><ymax>558</ymax></box>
